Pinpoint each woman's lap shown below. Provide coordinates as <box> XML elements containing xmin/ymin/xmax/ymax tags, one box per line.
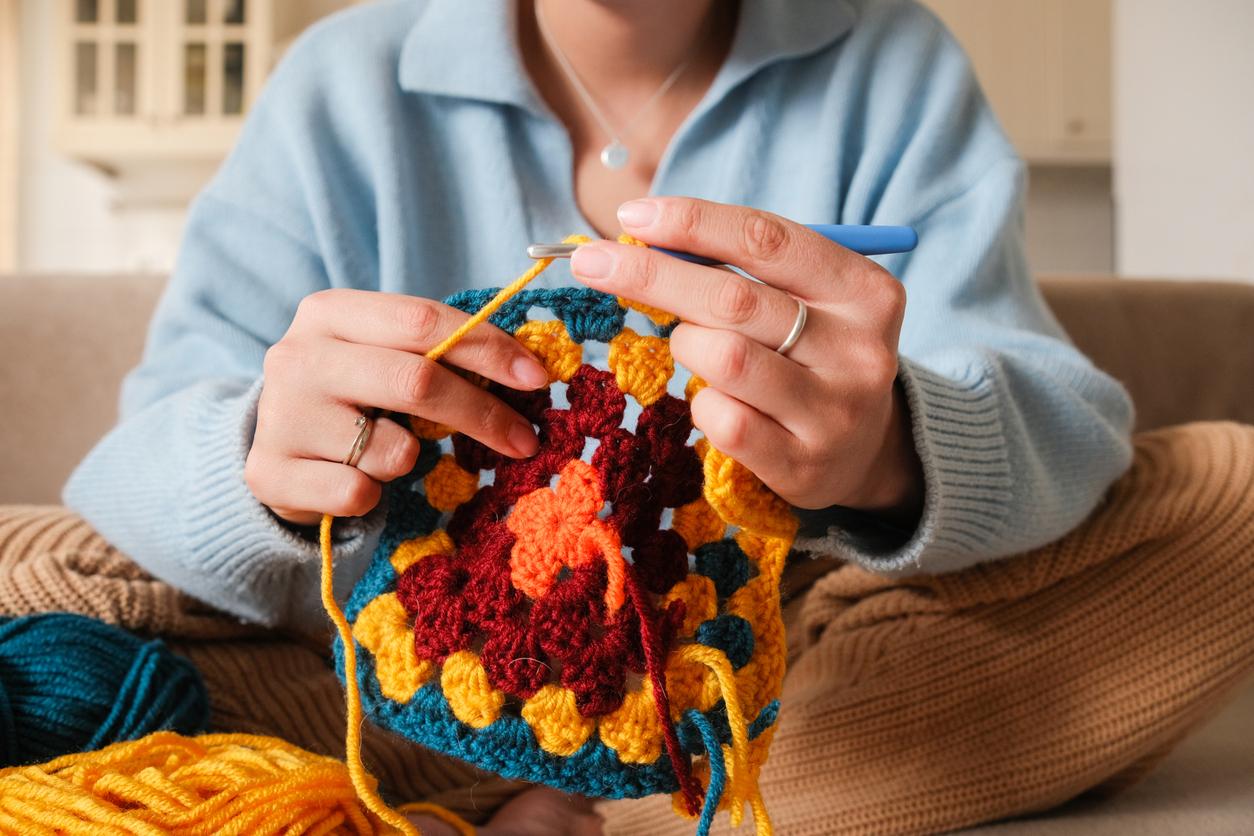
<box><xmin>2</xmin><ymin>421</ymin><xmax>1251</xmax><ymax>833</ymax></box>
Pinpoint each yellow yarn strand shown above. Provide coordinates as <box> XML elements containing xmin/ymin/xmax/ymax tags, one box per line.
<box><xmin>426</xmin><ymin>234</ymin><xmax>588</xmax><ymax>363</ymax></box>
<box><xmin>320</xmin><ymin>516</ymin><xmax>420</xmax><ymax>836</ymax></box>
<box><xmin>678</xmin><ymin>645</ymin><xmax>773</xmax><ymax>836</ymax></box>
<box><xmin>317</xmin><ymin>237</ymin><xmax>587</xmax><ymax>831</ymax></box>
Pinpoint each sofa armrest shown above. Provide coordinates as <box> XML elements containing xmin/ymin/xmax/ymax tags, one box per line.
<box><xmin>1040</xmin><ymin>277</ymin><xmax>1254</xmax><ymax>432</ymax></box>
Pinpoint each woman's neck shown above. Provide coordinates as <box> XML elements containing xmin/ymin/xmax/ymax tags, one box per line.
<box><xmin>519</xmin><ymin>0</ymin><xmax>738</xmax><ymax>235</ymax></box>
<box><xmin>530</xmin><ymin>0</ymin><xmax>726</xmax><ymax>108</ymax></box>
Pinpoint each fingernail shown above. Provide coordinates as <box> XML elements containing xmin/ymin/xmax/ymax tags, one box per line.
<box><xmin>617</xmin><ymin>199</ymin><xmax>658</xmax><ymax>228</ymax></box>
<box><xmin>509</xmin><ymin>421</ymin><xmax>539</xmax><ymax>457</ymax></box>
<box><xmin>571</xmin><ymin>245</ymin><xmax>614</xmax><ymax>281</ymax></box>
<box><xmin>512</xmin><ymin>356</ymin><xmax>549</xmax><ymax>389</ymax></box>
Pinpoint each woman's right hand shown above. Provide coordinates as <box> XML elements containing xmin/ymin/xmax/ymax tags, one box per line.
<box><xmin>245</xmin><ymin>289</ymin><xmax>549</xmax><ymax>526</ymax></box>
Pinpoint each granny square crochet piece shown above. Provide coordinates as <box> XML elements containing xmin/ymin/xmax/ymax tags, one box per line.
<box><xmin>338</xmin><ymin>244</ymin><xmax>798</xmax><ymax>831</ymax></box>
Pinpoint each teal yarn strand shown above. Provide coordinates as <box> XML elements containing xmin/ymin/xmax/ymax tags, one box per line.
<box><xmin>0</xmin><ymin>613</ymin><xmax>209</xmax><ymax>766</ymax></box>
<box><xmin>685</xmin><ymin>709</ymin><xmax>727</xmax><ymax>836</ymax></box>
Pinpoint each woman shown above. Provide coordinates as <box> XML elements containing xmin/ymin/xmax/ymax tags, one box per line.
<box><xmin>62</xmin><ymin>0</ymin><xmax>1254</xmax><ymax>833</ymax></box>
<box><xmin>67</xmin><ymin>0</ymin><xmax>1132</xmax><ymax>636</ymax></box>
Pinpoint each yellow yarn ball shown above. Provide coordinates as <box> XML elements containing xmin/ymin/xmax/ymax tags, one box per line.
<box><xmin>0</xmin><ymin>732</ymin><xmax>389</xmax><ymax>835</ymax></box>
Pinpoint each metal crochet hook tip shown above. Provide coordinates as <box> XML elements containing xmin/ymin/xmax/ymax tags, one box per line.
<box><xmin>527</xmin><ymin>243</ymin><xmax>580</xmax><ymax>259</ymax></box>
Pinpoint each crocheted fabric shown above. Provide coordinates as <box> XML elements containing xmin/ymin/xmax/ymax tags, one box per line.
<box><xmin>338</xmin><ymin>241</ymin><xmax>798</xmax><ymax>830</ymax></box>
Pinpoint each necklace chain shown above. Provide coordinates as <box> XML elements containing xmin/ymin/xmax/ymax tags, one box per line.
<box><xmin>535</xmin><ymin>1</ymin><xmax>701</xmax><ymax>170</ymax></box>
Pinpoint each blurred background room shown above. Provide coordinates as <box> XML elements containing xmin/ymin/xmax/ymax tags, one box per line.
<box><xmin>1</xmin><ymin>0</ymin><xmax>1252</xmax><ymax>279</ymax></box>
<box><xmin>0</xmin><ymin>2</ymin><xmax>1252</xmax><ymax>830</ymax></box>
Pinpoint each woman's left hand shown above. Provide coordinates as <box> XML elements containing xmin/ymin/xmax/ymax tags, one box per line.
<box><xmin>571</xmin><ymin>197</ymin><xmax>923</xmax><ymax>524</ymax></box>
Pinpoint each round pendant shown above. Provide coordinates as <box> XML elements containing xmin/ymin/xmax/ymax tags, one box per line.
<box><xmin>600</xmin><ymin>141</ymin><xmax>629</xmax><ymax>170</ymax></box>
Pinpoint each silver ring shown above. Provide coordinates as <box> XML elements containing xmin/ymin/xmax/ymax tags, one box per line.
<box><xmin>776</xmin><ymin>297</ymin><xmax>808</xmax><ymax>355</ymax></box>
<box><xmin>342</xmin><ymin>413</ymin><xmax>374</xmax><ymax>468</ymax></box>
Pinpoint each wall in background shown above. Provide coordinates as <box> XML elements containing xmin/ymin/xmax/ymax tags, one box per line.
<box><xmin>918</xmin><ymin>0</ymin><xmax>1117</xmax><ymax>275</ymax></box>
<box><xmin>1025</xmin><ymin>166</ymin><xmax>1114</xmax><ymax>275</ymax></box>
<box><xmin>1114</xmin><ymin>0</ymin><xmax>1254</xmax><ymax>282</ymax></box>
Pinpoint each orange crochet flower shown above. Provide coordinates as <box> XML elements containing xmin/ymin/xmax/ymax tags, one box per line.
<box><xmin>506</xmin><ymin>459</ymin><xmax>627</xmax><ymax>614</ymax></box>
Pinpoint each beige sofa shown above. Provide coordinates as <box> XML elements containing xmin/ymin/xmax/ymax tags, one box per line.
<box><xmin>1</xmin><ymin>273</ymin><xmax>1251</xmax><ymax>832</ymax></box>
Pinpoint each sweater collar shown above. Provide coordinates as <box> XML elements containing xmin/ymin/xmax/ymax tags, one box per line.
<box><xmin>398</xmin><ymin>0</ymin><xmax>859</xmax><ymax>113</ymax></box>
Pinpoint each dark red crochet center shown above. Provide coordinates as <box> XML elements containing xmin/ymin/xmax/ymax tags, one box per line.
<box><xmin>394</xmin><ymin>365</ymin><xmax>705</xmax><ymax>717</ymax></box>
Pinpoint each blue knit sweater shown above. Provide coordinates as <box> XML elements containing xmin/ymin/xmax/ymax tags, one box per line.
<box><xmin>65</xmin><ymin>0</ymin><xmax>1133</xmax><ymax>631</ymax></box>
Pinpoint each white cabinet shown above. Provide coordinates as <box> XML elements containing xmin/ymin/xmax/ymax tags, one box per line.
<box><xmin>57</xmin><ymin>0</ymin><xmax>354</xmax><ymax>170</ymax></box>
<box><xmin>921</xmin><ymin>0</ymin><xmax>1112</xmax><ymax>165</ymax></box>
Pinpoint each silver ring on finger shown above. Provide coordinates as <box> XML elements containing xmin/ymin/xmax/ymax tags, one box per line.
<box><xmin>775</xmin><ymin>296</ymin><xmax>808</xmax><ymax>356</ymax></box>
<box><xmin>342</xmin><ymin>411</ymin><xmax>376</xmax><ymax>468</ymax></box>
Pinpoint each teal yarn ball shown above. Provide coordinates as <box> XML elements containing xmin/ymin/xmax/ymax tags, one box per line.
<box><xmin>0</xmin><ymin>613</ymin><xmax>209</xmax><ymax>766</ymax></box>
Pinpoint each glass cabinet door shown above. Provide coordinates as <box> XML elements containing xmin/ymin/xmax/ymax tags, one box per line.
<box><xmin>69</xmin><ymin>0</ymin><xmax>143</xmax><ymax>118</ymax></box>
<box><xmin>178</xmin><ymin>0</ymin><xmax>249</xmax><ymax>118</ymax></box>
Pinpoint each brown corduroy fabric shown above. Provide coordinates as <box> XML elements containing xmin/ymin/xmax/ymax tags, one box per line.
<box><xmin>597</xmin><ymin>421</ymin><xmax>1254</xmax><ymax>835</ymax></box>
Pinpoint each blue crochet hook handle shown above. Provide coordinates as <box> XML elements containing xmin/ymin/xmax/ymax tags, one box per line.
<box><xmin>654</xmin><ymin>224</ymin><xmax>918</xmax><ymax>266</ymax></box>
<box><xmin>527</xmin><ymin>224</ymin><xmax>918</xmax><ymax>264</ymax></box>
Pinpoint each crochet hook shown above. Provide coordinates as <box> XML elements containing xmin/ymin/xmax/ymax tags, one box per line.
<box><xmin>527</xmin><ymin>224</ymin><xmax>918</xmax><ymax>265</ymax></box>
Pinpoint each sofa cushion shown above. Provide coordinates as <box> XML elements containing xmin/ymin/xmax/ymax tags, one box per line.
<box><xmin>0</xmin><ymin>274</ymin><xmax>162</xmax><ymax>505</ymax></box>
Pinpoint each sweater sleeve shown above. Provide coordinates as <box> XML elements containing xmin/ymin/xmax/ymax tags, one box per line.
<box><xmin>62</xmin><ymin>24</ymin><xmax>387</xmax><ymax>631</ymax></box>
<box><xmin>792</xmin><ymin>4</ymin><xmax>1134</xmax><ymax>575</ymax></box>
<box><xmin>63</xmin><ymin>191</ymin><xmax>384</xmax><ymax>632</ymax></box>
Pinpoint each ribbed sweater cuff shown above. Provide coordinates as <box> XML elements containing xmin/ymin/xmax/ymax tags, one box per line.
<box><xmin>180</xmin><ymin>378</ymin><xmax>383</xmax><ymax>627</ymax></box>
<box><xmin>793</xmin><ymin>357</ymin><xmax>1013</xmax><ymax>576</ymax></box>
